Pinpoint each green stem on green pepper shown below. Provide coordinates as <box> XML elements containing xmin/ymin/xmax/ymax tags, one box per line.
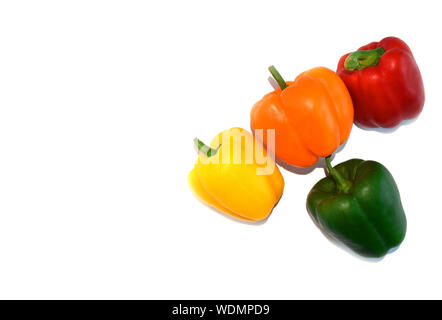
<box><xmin>325</xmin><ymin>156</ymin><xmax>352</xmax><ymax>193</ymax></box>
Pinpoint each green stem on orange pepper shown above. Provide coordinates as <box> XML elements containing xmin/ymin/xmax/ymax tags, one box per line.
<box><xmin>268</xmin><ymin>65</ymin><xmax>288</xmax><ymax>90</ymax></box>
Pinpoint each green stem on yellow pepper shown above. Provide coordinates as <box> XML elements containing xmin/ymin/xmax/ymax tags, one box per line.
<box><xmin>344</xmin><ymin>47</ymin><xmax>385</xmax><ymax>71</ymax></box>
<box><xmin>325</xmin><ymin>156</ymin><xmax>352</xmax><ymax>193</ymax></box>
<box><xmin>268</xmin><ymin>65</ymin><xmax>288</xmax><ymax>90</ymax></box>
<box><xmin>194</xmin><ymin>138</ymin><xmax>220</xmax><ymax>157</ymax></box>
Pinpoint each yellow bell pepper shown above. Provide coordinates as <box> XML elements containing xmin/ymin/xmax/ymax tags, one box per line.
<box><xmin>188</xmin><ymin>127</ymin><xmax>284</xmax><ymax>221</ymax></box>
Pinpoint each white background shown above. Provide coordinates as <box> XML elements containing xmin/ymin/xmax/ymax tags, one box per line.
<box><xmin>0</xmin><ymin>0</ymin><xmax>440</xmax><ymax>299</ymax></box>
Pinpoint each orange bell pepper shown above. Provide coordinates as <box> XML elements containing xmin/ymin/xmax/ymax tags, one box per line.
<box><xmin>251</xmin><ymin>66</ymin><xmax>354</xmax><ymax>168</ymax></box>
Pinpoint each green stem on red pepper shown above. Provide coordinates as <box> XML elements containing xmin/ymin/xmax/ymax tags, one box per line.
<box><xmin>268</xmin><ymin>65</ymin><xmax>288</xmax><ymax>90</ymax></box>
<box><xmin>194</xmin><ymin>138</ymin><xmax>220</xmax><ymax>157</ymax></box>
<box><xmin>344</xmin><ymin>47</ymin><xmax>385</xmax><ymax>71</ymax></box>
<box><xmin>325</xmin><ymin>156</ymin><xmax>352</xmax><ymax>193</ymax></box>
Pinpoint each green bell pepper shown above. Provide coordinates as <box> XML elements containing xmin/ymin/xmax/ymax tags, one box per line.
<box><xmin>307</xmin><ymin>157</ymin><xmax>407</xmax><ymax>258</ymax></box>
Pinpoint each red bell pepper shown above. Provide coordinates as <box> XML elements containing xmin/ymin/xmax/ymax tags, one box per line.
<box><xmin>337</xmin><ymin>37</ymin><xmax>425</xmax><ymax>128</ymax></box>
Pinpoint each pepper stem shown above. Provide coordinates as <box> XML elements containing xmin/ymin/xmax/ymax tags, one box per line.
<box><xmin>344</xmin><ymin>47</ymin><xmax>385</xmax><ymax>71</ymax></box>
<box><xmin>194</xmin><ymin>138</ymin><xmax>220</xmax><ymax>157</ymax></box>
<box><xmin>268</xmin><ymin>65</ymin><xmax>288</xmax><ymax>90</ymax></box>
<box><xmin>325</xmin><ymin>156</ymin><xmax>352</xmax><ymax>193</ymax></box>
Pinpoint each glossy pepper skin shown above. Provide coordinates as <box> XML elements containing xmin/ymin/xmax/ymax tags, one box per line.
<box><xmin>337</xmin><ymin>37</ymin><xmax>425</xmax><ymax>128</ymax></box>
<box><xmin>188</xmin><ymin>127</ymin><xmax>284</xmax><ymax>222</ymax></box>
<box><xmin>251</xmin><ymin>66</ymin><xmax>353</xmax><ymax>168</ymax></box>
<box><xmin>307</xmin><ymin>158</ymin><xmax>406</xmax><ymax>258</ymax></box>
